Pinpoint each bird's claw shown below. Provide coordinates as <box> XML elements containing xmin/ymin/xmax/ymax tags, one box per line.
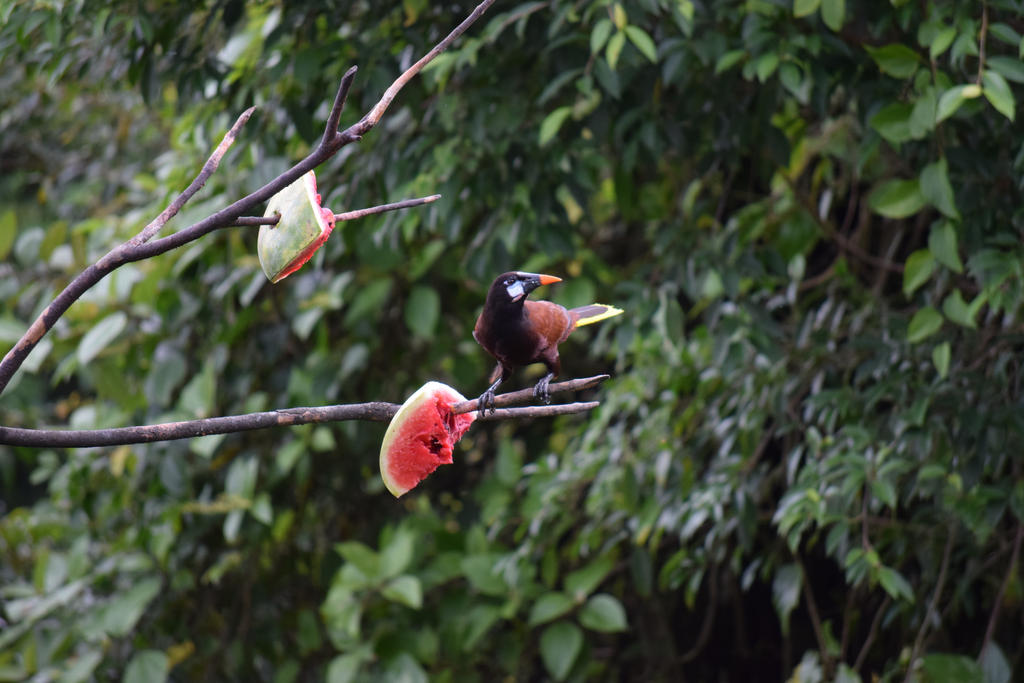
<box><xmin>533</xmin><ymin>377</ymin><xmax>552</xmax><ymax>405</ymax></box>
<box><xmin>478</xmin><ymin>388</ymin><xmax>497</xmax><ymax>415</ymax></box>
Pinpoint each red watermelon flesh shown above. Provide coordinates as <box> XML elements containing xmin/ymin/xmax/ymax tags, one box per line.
<box><xmin>380</xmin><ymin>381</ymin><xmax>476</xmax><ymax>497</ymax></box>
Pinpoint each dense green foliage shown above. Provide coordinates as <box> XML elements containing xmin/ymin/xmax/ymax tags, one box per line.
<box><xmin>3</xmin><ymin>0</ymin><xmax>1024</xmax><ymax>680</ymax></box>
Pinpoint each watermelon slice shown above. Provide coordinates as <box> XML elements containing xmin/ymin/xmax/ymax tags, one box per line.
<box><xmin>379</xmin><ymin>381</ymin><xmax>476</xmax><ymax>498</ymax></box>
<box><xmin>257</xmin><ymin>170</ymin><xmax>336</xmax><ymax>283</ymax></box>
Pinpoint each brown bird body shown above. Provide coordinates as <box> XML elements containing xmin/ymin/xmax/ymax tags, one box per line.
<box><xmin>473</xmin><ymin>271</ymin><xmax>622</xmax><ymax>412</ymax></box>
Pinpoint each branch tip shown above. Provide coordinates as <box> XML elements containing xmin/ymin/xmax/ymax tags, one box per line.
<box><xmin>323</xmin><ymin>66</ymin><xmax>361</xmax><ymax>147</ymax></box>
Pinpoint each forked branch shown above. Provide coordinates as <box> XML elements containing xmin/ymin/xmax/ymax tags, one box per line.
<box><xmin>0</xmin><ymin>0</ymin><xmax>497</xmax><ymax>397</ymax></box>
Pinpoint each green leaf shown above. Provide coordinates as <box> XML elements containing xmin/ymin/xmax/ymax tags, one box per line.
<box><xmin>870</xmin><ymin>102</ymin><xmax>913</xmax><ymax>143</ymax></box>
<box><xmin>623</xmin><ymin>25</ymin><xmax>657</xmax><ymax>63</ymax></box>
<box><xmin>524</xmin><ymin>589</ymin><xmax>573</xmax><ymax>626</ymax></box>
<box><xmin>864</xmin><ymin>43</ymin><xmax>920</xmax><ymax>78</ymax></box>
<box><xmin>930</xmin><ymin>27</ymin><xmax>956</xmax><ymax>59</ymax></box>
<box><xmin>928</xmin><ymin>220</ymin><xmax>963</xmax><ymax>273</ymax></box>
<box><xmin>565</xmin><ymin>555</ymin><xmax>615</xmax><ymax>599</ymax></box>
<box><xmin>942</xmin><ymin>290</ymin><xmax>976</xmax><ymax>329</ymax></box>
<box><xmin>910</xmin><ymin>88</ymin><xmax>937</xmax><ymax>138</ymax></box>
<box><xmin>868</xmin><ymin>179</ymin><xmax>925</xmax><ymax>219</ymax></box>
<box><xmin>835</xmin><ymin>664</ymin><xmax>862</xmax><ymax>683</ymax></box>
<box><xmin>989</xmin><ymin>22</ymin><xmax>1021</xmax><ymax>47</ymax></box>
<box><xmin>381</xmin><ymin>575</ymin><xmax>422</xmax><ymax>609</ymax></box>
<box><xmin>380</xmin><ymin>528</ymin><xmax>415</xmax><ymax>579</ymax></box>
<box><xmin>920</xmin><ymin>654</ymin><xmax>983</xmax><ymax>683</ymax></box>
<box><xmin>920</xmin><ymin>158</ymin><xmax>959</xmax><ymax>219</ymax></box>
<box><xmin>123</xmin><ymin>650</ymin><xmax>168</xmax><ymax>683</ymax></box>
<box><xmin>877</xmin><ymin>566</ymin><xmax>914</xmax><ymax>602</ymax></box>
<box><xmin>61</xmin><ymin>650</ymin><xmax>103</xmax><ymax>683</ymax></box>
<box><xmin>335</xmin><ymin>541</ymin><xmax>380</xmax><ymax>578</ymax></box>
<box><xmin>578</xmin><ymin>593</ymin><xmax>628</xmax><ymax>632</ymax></box>
<box><xmin>902</xmin><ymin>249</ymin><xmax>936</xmax><ymax>297</ymax></box>
<box><xmin>983</xmin><ymin>69</ymin><xmax>1015</xmax><ymax>121</ymax></box>
<box><xmin>461</xmin><ymin>604</ymin><xmax>502</xmax><ymax>652</ymax></box>
<box><xmin>755</xmin><ymin>52</ymin><xmax>780</xmax><ymax>82</ymax></box>
<box><xmin>932</xmin><ymin>341</ymin><xmax>951</xmax><ymax>379</ymax></box>
<box><xmin>179</xmin><ymin>359</ymin><xmax>216</xmax><ymax>420</ymax></box>
<box><xmin>539</xmin><ymin>106</ymin><xmax>572</xmax><ymax>146</ymax></box>
<box><xmin>326</xmin><ymin>653</ymin><xmax>363</xmax><ymax>683</ymax></box>
<box><xmin>461</xmin><ymin>554</ymin><xmax>509</xmax><ymax>596</ymax></box>
<box><xmin>715</xmin><ymin>49</ymin><xmax>746</xmax><ymax>74</ymax></box>
<box><xmin>987</xmin><ymin>56</ymin><xmax>1024</xmax><ymax>84</ymax></box>
<box><xmin>612</xmin><ymin>3</ymin><xmax>627</xmax><ymax>29</ymax></box>
<box><xmin>0</xmin><ymin>209</ymin><xmax>15</xmax><ymax>261</ymax></box>
<box><xmin>404</xmin><ymin>285</ymin><xmax>440</xmax><ymax>339</ymax></box>
<box><xmin>606</xmin><ymin>30</ymin><xmax>626</xmax><ymax>70</ymax></box>
<box><xmin>820</xmin><ymin>0</ymin><xmax>844</xmax><ymax>31</ymax></box>
<box><xmin>937</xmin><ymin>84</ymin><xmax>982</xmax><ymax>122</ymax></box>
<box><xmin>529</xmin><ymin>592</ymin><xmax>575</xmax><ymax>626</ymax></box>
<box><xmin>77</xmin><ymin>311</ymin><xmax>127</xmax><ymax>364</ymax></box>
<box><xmin>539</xmin><ymin>621</ymin><xmax>583</xmax><ymax>681</ymax></box>
<box><xmin>772</xmin><ymin>564</ymin><xmax>801</xmax><ymax>636</ymax></box>
<box><xmin>590</xmin><ymin>18</ymin><xmax>613</xmax><ymax>54</ymax></box>
<box><xmin>100</xmin><ymin>577</ymin><xmax>161</xmax><ymax>637</ymax></box>
<box><xmin>979</xmin><ymin>642</ymin><xmax>1011</xmax><ymax>683</ymax></box>
<box><xmin>907</xmin><ymin>306</ymin><xmax>943</xmax><ymax>343</ymax></box>
<box><xmin>793</xmin><ymin>0</ymin><xmax>820</xmax><ymax>18</ymax></box>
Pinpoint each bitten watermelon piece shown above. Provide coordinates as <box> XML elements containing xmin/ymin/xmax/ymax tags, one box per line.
<box><xmin>257</xmin><ymin>170</ymin><xmax>336</xmax><ymax>283</ymax></box>
<box><xmin>380</xmin><ymin>381</ymin><xmax>476</xmax><ymax>498</ymax></box>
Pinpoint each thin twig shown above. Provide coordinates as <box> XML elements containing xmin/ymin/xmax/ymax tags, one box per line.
<box><xmin>679</xmin><ymin>566</ymin><xmax>718</xmax><ymax>663</ymax></box>
<box><xmin>977</xmin><ymin>1</ymin><xmax>989</xmax><ymax>86</ymax></box>
<box><xmin>0</xmin><ymin>378</ymin><xmax>606</xmax><ymax>447</ymax></box>
<box><xmin>797</xmin><ymin>557</ymin><xmax>832</xmax><ymax>674</ymax></box>
<box><xmin>232</xmin><ymin>194</ymin><xmax>442</xmax><ymax>226</ymax></box>
<box><xmin>853</xmin><ymin>595</ymin><xmax>891</xmax><ymax>672</ymax></box>
<box><xmin>981</xmin><ymin>522</ymin><xmax>1023</xmax><ymax>654</ymax></box>
<box><xmin>904</xmin><ymin>526</ymin><xmax>956</xmax><ymax>682</ymax></box>
<box><xmin>451</xmin><ymin>374</ymin><xmax>609</xmax><ymax>414</ymax></box>
<box><xmin>130</xmin><ymin>107</ymin><xmax>255</xmax><ymax>247</ymax></box>
<box><xmin>351</xmin><ymin>0</ymin><xmax>497</xmax><ymax>134</ymax></box>
<box><xmin>0</xmin><ymin>1</ymin><xmax>496</xmax><ymax>397</ymax></box>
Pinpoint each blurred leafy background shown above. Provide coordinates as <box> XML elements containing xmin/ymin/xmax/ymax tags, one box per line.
<box><xmin>3</xmin><ymin>0</ymin><xmax>1024</xmax><ymax>681</ymax></box>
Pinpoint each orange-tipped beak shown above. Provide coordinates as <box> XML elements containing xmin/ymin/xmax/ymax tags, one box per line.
<box><xmin>538</xmin><ymin>274</ymin><xmax>563</xmax><ymax>285</ymax></box>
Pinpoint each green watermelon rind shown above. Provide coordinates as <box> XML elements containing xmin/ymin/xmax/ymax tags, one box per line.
<box><xmin>380</xmin><ymin>381</ymin><xmax>475</xmax><ymax>498</ymax></box>
<box><xmin>257</xmin><ymin>171</ymin><xmax>335</xmax><ymax>283</ymax></box>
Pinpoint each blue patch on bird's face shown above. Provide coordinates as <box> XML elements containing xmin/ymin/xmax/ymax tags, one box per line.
<box><xmin>506</xmin><ymin>281</ymin><xmax>525</xmax><ymax>301</ymax></box>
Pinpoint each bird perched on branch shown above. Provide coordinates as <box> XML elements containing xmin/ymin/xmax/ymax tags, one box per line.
<box><xmin>473</xmin><ymin>271</ymin><xmax>623</xmax><ymax>413</ymax></box>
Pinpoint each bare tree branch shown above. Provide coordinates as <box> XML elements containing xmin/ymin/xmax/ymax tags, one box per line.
<box><xmin>0</xmin><ymin>377</ymin><xmax>606</xmax><ymax>448</ymax></box>
<box><xmin>0</xmin><ymin>0</ymin><xmax>496</xmax><ymax>397</ymax></box>
<box><xmin>232</xmin><ymin>194</ymin><xmax>442</xmax><ymax>227</ymax></box>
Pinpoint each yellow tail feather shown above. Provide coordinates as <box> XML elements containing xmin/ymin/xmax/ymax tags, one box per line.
<box><xmin>573</xmin><ymin>304</ymin><xmax>624</xmax><ymax>327</ymax></box>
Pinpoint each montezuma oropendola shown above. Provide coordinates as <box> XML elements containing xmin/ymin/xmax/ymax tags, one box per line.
<box><xmin>473</xmin><ymin>271</ymin><xmax>623</xmax><ymax>413</ymax></box>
